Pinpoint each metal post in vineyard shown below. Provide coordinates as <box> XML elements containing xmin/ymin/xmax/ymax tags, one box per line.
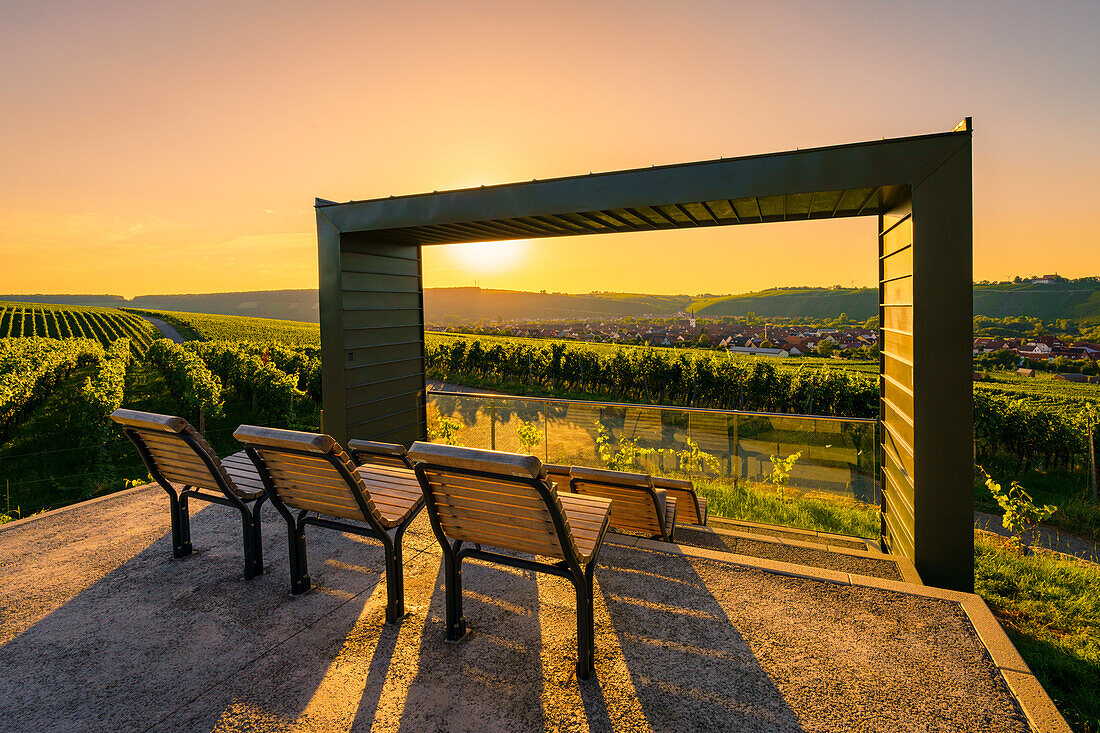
<box><xmin>1089</xmin><ymin>410</ymin><xmax>1097</xmax><ymax>503</ymax></box>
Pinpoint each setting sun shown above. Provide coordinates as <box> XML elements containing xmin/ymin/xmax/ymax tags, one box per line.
<box><xmin>444</xmin><ymin>239</ymin><xmax>529</xmax><ymax>275</ymax></box>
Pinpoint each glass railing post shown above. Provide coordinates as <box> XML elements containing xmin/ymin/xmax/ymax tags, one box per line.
<box><xmin>732</xmin><ymin>413</ymin><xmax>739</xmax><ymax>487</ymax></box>
<box><xmin>543</xmin><ymin>401</ymin><xmax>549</xmax><ymax>462</ymax></box>
<box><xmin>490</xmin><ymin>400</ymin><xmax>496</xmax><ymax>451</ymax></box>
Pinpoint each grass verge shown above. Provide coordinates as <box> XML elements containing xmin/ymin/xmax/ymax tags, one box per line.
<box><xmin>975</xmin><ymin>532</ymin><xmax>1100</xmax><ymax>732</ymax></box>
<box><xmin>687</xmin><ymin>475</ymin><xmax>879</xmax><ymax>538</ymax></box>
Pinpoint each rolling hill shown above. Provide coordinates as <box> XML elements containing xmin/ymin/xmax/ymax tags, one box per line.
<box><xmin>5</xmin><ymin>279</ymin><xmax>1099</xmax><ymax>324</ymax></box>
<box><xmin>690</xmin><ymin>288</ymin><xmax>878</xmax><ymax>319</ymax></box>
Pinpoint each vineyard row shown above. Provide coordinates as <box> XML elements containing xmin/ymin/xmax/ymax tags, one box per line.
<box><xmin>0</xmin><ymin>303</ymin><xmax>160</xmax><ymax>356</ymax></box>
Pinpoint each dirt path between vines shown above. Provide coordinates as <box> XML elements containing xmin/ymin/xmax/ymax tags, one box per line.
<box><xmin>138</xmin><ymin>315</ymin><xmax>186</xmax><ymax>344</ymax></box>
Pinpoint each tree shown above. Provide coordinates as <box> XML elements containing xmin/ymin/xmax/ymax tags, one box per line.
<box><xmin>978</xmin><ymin>467</ymin><xmax>1056</xmax><ymax>553</ymax></box>
<box><xmin>769</xmin><ymin>451</ymin><xmax>802</xmax><ymax>501</ymax></box>
<box><xmin>516</xmin><ymin>420</ymin><xmax>542</xmax><ymax>455</ymax></box>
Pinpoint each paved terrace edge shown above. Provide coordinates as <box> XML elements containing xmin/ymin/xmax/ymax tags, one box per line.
<box><xmin>696</xmin><ymin>523</ymin><xmax>923</xmax><ymax>585</ymax></box>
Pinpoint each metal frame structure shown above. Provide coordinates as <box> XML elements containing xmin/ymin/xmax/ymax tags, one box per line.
<box><xmin>413</xmin><ymin>462</ymin><xmax>610</xmax><ymax>679</ymax></box>
<box><xmin>121</xmin><ymin>426</ymin><xmax>267</xmax><ymax>579</ymax></box>
<box><xmin>316</xmin><ymin>120</ymin><xmax>974</xmax><ymax>590</ymax></box>
<box><xmin>241</xmin><ymin>442</ymin><xmax>422</xmax><ymax>622</ymax></box>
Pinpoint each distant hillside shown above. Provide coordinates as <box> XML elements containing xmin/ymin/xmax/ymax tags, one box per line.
<box><xmin>0</xmin><ymin>290</ymin><xmax>319</xmax><ymax>322</ymax></box>
<box><xmin>6</xmin><ymin>280</ymin><xmax>1099</xmax><ymax>324</ymax></box>
<box><xmin>693</xmin><ymin>283</ymin><xmax>1100</xmax><ymax>323</ymax></box>
<box><xmin>690</xmin><ymin>289</ymin><xmax>877</xmax><ymax>319</ymax></box>
<box><xmin>972</xmin><ymin>283</ymin><xmax>1100</xmax><ymax>323</ymax></box>
<box><xmin>423</xmin><ymin>288</ymin><xmax>689</xmax><ymax>323</ymax></box>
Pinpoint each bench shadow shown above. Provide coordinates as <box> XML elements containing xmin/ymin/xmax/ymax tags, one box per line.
<box><xmin>0</xmin><ymin>499</ymin><xmax>398</xmax><ymax>733</ymax></box>
<box><xmin>390</xmin><ymin>555</ymin><xmax>547</xmax><ymax>732</ymax></box>
<box><xmin>588</xmin><ymin>543</ymin><xmax>806</xmax><ymax>732</ymax></box>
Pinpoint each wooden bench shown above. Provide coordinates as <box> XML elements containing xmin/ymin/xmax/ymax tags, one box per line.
<box><xmin>652</xmin><ymin>476</ymin><xmax>708</xmax><ymax>526</ymax></box>
<box><xmin>111</xmin><ymin>409</ymin><xmax>268</xmax><ymax>579</ymax></box>
<box><xmin>407</xmin><ymin>442</ymin><xmax>612</xmax><ymax>680</ymax></box>
<box><xmin>543</xmin><ymin>462</ymin><xmax>573</xmax><ymax>493</ymax></box>
<box><xmin>234</xmin><ymin>426</ymin><xmax>424</xmax><ymax>623</ymax></box>
<box><xmin>348</xmin><ymin>439</ymin><xmax>415</xmax><ymax>470</ymax></box>
<box><xmin>569</xmin><ymin>466</ymin><xmax>677</xmax><ymax>542</ymax></box>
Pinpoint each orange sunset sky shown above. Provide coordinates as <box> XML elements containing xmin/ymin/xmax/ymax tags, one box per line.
<box><xmin>2</xmin><ymin>1</ymin><xmax>1098</xmax><ymax>298</ymax></box>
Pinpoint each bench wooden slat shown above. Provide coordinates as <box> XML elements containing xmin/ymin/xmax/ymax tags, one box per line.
<box><xmin>261</xmin><ymin>465</ymin><xmax>358</xmax><ymax>496</ymax></box>
<box><xmin>143</xmin><ymin>451</ymin><xmax>216</xmax><ymax>476</ymax></box>
<box><xmin>571</xmin><ymin>480</ymin><xmax>662</xmax><ymax>536</ymax></box>
<box><xmin>278</xmin><ymin>494</ymin><xmax>365</xmax><ymax>521</ymax></box>
<box><xmin>260</xmin><ymin>452</ymin><xmax>349</xmax><ymax>478</ymax></box>
<box><xmin>425</xmin><ymin>491</ymin><xmax>550</xmax><ymax>520</ymax></box>
<box><xmin>434</xmin><ymin>499</ymin><xmax>561</xmax><ymax>535</ymax></box>
<box><xmin>359</xmin><ymin>463</ymin><xmax>416</xmax><ymax>478</ymax></box>
<box><xmin>356</xmin><ymin>473</ymin><xmax>422</xmax><ymax>493</ymax></box>
<box><xmin>663</xmin><ymin>486</ymin><xmax>702</xmax><ymax>524</ymax></box>
<box><xmin>136</xmin><ymin>434</ymin><xmax>218</xmax><ymax>461</ymax></box>
<box><xmin>257</xmin><ymin>450</ymin><xmax>349</xmax><ymax>474</ymax></box>
<box><xmin>435</xmin><ymin>508</ymin><xmax>567</xmax><ymax>544</ymax></box>
<box><xmin>360</xmin><ymin>484</ymin><xmax>422</xmax><ymax>506</ymax></box>
<box><xmin>140</xmin><ymin>442</ymin><xmax>214</xmax><ymax>467</ymax></box>
<box><xmin>150</xmin><ymin>465</ymin><xmax>222</xmax><ymax>489</ymax></box>
<box><xmin>135</xmin><ymin>431</ymin><xmax>199</xmax><ymax>449</ymax></box>
<box><xmin>367</xmin><ymin>491</ymin><xmax>422</xmax><ymax>516</ymax></box>
<box><xmin>437</xmin><ymin>520</ymin><xmax>563</xmax><ymax>558</ymax></box>
<box><xmin>422</xmin><ymin>473</ymin><xmax>550</xmax><ymax>512</ymax></box>
<box><xmin>558</xmin><ymin>495</ymin><xmax>611</xmax><ymax>560</ymax></box>
<box><xmin>356</xmin><ymin>455</ymin><xmax>412</xmax><ymax>470</ymax></box>
<box><xmin>277</xmin><ymin>485</ymin><xmax>363</xmax><ymax>511</ymax></box>
<box><xmin>424</xmin><ymin>470</ymin><xmax>552</xmax><ymax>497</ymax></box>
<box><xmin>356</xmin><ymin>469</ymin><xmax>419</xmax><ymax>488</ymax></box>
<box><xmin>430</xmin><ymin>491</ymin><xmax>554</xmax><ymax>524</ymax></box>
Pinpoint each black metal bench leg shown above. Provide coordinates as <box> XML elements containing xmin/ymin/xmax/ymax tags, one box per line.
<box><xmin>444</xmin><ymin>541</ymin><xmax>467</xmax><ymax>641</ymax></box>
<box><xmin>288</xmin><ymin>516</ymin><xmax>311</xmax><ymax>595</ymax></box>
<box><xmin>574</xmin><ymin>575</ymin><xmax>593</xmax><ymax>680</ymax></box>
<box><xmin>251</xmin><ymin>496</ymin><xmax>266</xmax><ymax>572</ymax></box>
<box><xmin>383</xmin><ymin>533</ymin><xmax>404</xmax><ymax>624</ymax></box>
<box><xmin>587</xmin><ymin>567</ymin><xmax>597</xmax><ymax>672</ymax></box>
<box><xmin>168</xmin><ymin>489</ymin><xmax>193</xmax><ymax>559</ymax></box>
<box><xmin>240</xmin><ymin>498</ymin><xmax>264</xmax><ymax>580</ymax></box>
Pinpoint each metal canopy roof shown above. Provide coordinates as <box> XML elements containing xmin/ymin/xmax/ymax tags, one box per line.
<box><xmin>315</xmin><ymin>124</ymin><xmax>970</xmax><ymax>245</ymax></box>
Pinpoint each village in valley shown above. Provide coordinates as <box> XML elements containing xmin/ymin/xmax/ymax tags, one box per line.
<box><xmin>437</xmin><ymin>315</ymin><xmax>881</xmax><ymax>357</ymax></box>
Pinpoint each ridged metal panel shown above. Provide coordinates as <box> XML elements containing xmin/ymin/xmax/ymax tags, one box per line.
<box><xmin>338</xmin><ymin>240</ymin><xmax>426</xmax><ymax>445</ymax></box>
<box><xmin>879</xmin><ymin>212</ymin><xmax>915</xmax><ymax>563</ymax></box>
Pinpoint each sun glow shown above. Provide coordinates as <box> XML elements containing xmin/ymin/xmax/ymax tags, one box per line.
<box><xmin>446</xmin><ymin>240</ymin><xmax>528</xmax><ymax>274</ymax></box>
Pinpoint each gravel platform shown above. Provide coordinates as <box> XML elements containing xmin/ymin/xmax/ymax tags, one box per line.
<box><xmin>0</xmin><ymin>484</ymin><xmax>1030</xmax><ymax>732</ymax></box>
<box><xmin>675</xmin><ymin>525</ymin><xmax>904</xmax><ymax>581</ymax></box>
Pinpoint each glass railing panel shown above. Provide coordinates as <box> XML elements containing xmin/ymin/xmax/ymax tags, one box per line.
<box><xmin>426</xmin><ymin>391</ymin><xmax>880</xmax><ymax>538</ymax></box>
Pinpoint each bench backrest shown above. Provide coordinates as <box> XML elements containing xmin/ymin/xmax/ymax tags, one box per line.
<box><xmin>111</xmin><ymin>409</ymin><xmax>239</xmax><ymax>495</ymax></box>
<box><xmin>543</xmin><ymin>463</ymin><xmax>573</xmax><ymax>493</ymax></box>
<box><xmin>234</xmin><ymin>425</ymin><xmax>379</xmax><ymax>524</ymax></box>
<box><xmin>408</xmin><ymin>442</ymin><xmax>577</xmax><ymax>561</ymax></box>
<box><xmin>569</xmin><ymin>466</ymin><xmax>665</xmax><ymax>537</ymax></box>
<box><xmin>652</xmin><ymin>476</ymin><xmax>703</xmax><ymax>525</ymax></box>
<box><xmin>347</xmin><ymin>439</ymin><xmax>414</xmax><ymax>470</ymax></box>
